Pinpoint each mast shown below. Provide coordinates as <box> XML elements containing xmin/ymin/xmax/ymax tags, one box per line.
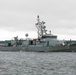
<box><xmin>35</xmin><ymin>15</ymin><xmax>47</xmax><ymax>38</ymax></box>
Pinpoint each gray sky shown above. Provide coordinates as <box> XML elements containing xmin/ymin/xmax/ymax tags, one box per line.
<box><xmin>0</xmin><ymin>0</ymin><xmax>76</xmax><ymax>40</ymax></box>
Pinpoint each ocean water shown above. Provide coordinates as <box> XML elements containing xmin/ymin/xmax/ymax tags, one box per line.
<box><xmin>0</xmin><ymin>52</ymin><xmax>76</xmax><ymax>75</ymax></box>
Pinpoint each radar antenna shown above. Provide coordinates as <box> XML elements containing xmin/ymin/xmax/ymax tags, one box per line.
<box><xmin>35</xmin><ymin>15</ymin><xmax>47</xmax><ymax>38</ymax></box>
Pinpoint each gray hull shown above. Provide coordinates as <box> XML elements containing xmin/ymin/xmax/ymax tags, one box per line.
<box><xmin>0</xmin><ymin>45</ymin><xmax>73</xmax><ymax>52</ymax></box>
<box><xmin>49</xmin><ymin>46</ymin><xmax>69</xmax><ymax>52</ymax></box>
<box><xmin>0</xmin><ymin>46</ymin><xmax>48</xmax><ymax>52</ymax></box>
<box><xmin>21</xmin><ymin>45</ymin><xmax>69</xmax><ymax>52</ymax></box>
<box><xmin>22</xmin><ymin>46</ymin><xmax>48</xmax><ymax>52</ymax></box>
<box><xmin>0</xmin><ymin>46</ymin><xmax>22</xmax><ymax>51</ymax></box>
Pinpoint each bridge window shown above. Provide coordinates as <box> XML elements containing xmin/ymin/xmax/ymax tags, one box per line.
<box><xmin>42</xmin><ymin>36</ymin><xmax>57</xmax><ymax>38</ymax></box>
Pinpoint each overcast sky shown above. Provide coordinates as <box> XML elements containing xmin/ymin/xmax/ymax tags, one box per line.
<box><xmin>0</xmin><ymin>0</ymin><xmax>76</xmax><ymax>40</ymax></box>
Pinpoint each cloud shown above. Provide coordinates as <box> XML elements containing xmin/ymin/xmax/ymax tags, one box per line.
<box><xmin>0</xmin><ymin>0</ymin><xmax>76</xmax><ymax>40</ymax></box>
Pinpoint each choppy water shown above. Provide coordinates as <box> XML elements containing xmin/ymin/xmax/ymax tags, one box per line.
<box><xmin>0</xmin><ymin>52</ymin><xmax>76</xmax><ymax>75</ymax></box>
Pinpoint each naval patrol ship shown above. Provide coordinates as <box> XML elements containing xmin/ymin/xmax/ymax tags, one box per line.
<box><xmin>0</xmin><ymin>16</ymin><xmax>70</xmax><ymax>52</ymax></box>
